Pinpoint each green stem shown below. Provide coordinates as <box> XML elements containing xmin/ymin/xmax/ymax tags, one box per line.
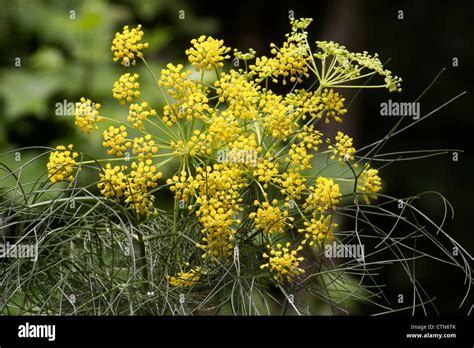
<box><xmin>135</xmin><ymin>232</ymin><xmax>148</xmax><ymax>284</ymax></box>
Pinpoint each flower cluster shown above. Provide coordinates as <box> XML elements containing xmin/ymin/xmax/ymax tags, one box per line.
<box><xmin>132</xmin><ymin>135</ymin><xmax>158</xmax><ymax>161</ymax></box>
<box><xmin>102</xmin><ymin>125</ymin><xmax>130</xmax><ymax>156</ymax></box>
<box><xmin>193</xmin><ymin>164</ymin><xmax>247</xmax><ymax>261</ymax></box>
<box><xmin>97</xmin><ymin>160</ymin><xmax>162</xmax><ymax>216</ymax></box>
<box><xmin>328</xmin><ymin>131</ymin><xmax>357</xmax><ymax>164</ymax></box>
<box><xmin>159</xmin><ymin>63</ymin><xmax>213</xmax><ymax>126</ymax></box>
<box><xmin>186</xmin><ymin>35</ymin><xmax>231</xmax><ymax>71</ymax></box>
<box><xmin>300</xmin><ymin>214</ymin><xmax>336</xmax><ymax>246</ymax></box>
<box><xmin>260</xmin><ymin>243</ymin><xmax>305</xmax><ymax>283</ymax></box>
<box><xmin>249</xmin><ymin>199</ymin><xmax>292</xmax><ymax>234</ymax></box>
<box><xmin>250</xmin><ymin>19</ymin><xmax>311</xmax><ymax>85</ymax></box>
<box><xmin>47</xmin><ymin>145</ymin><xmax>79</xmax><ymax>183</ymax></box>
<box><xmin>113</xmin><ymin>73</ymin><xmax>141</xmax><ymax>105</ymax></box>
<box><xmin>260</xmin><ymin>91</ymin><xmax>295</xmax><ymax>139</ymax></box>
<box><xmin>286</xmin><ymin>142</ymin><xmax>314</xmax><ymax>170</ymax></box>
<box><xmin>166</xmin><ymin>264</ymin><xmax>204</xmax><ymax>287</ymax></box>
<box><xmin>253</xmin><ymin>157</ymin><xmax>279</xmax><ymax>188</ymax></box>
<box><xmin>285</xmin><ymin>90</ymin><xmax>323</xmax><ymax>120</ymax></box>
<box><xmin>167</xmin><ymin>170</ymin><xmax>199</xmax><ymax>203</ymax></box>
<box><xmin>215</xmin><ymin>70</ymin><xmax>260</xmax><ymax>121</ymax></box>
<box><xmin>315</xmin><ymin>40</ymin><xmax>402</xmax><ymax>92</ymax></box>
<box><xmin>74</xmin><ymin>97</ymin><xmax>103</xmax><ymax>133</ymax></box>
<box><xmin>273</xmin><ymin>171</ymin><xmax>306</xmax><ymax>200</ymax></box>
<box><xmin>317</xmin><ymin>89</ymin><xmax>347</xmax><ymax>123</ymax></box>
<box><xmin>111</xmin><ymin>24</ymin><xmax>148</xmax><ymax>66</ymax></box>
<box><xmin>48</xmin><ymin>18</ymin><xmax>399</xmax><ymax>287</ymax></box>
<box><xmin>357</xmin><ymin>165</ymin><xmax>382</xmax><ymax>204</ymax></box>
<box><xmin>128</xmin><ymin>102</ymin><xmax>157</xmax><ymax>130</ymax></box>
<box><xmin>304</xmin><ymin>177</ymin><xmax>342</xmax><ymax>213</ymax></box>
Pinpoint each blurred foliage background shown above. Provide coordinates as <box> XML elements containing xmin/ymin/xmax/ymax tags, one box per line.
<box><xmin>0</xmin><ymin>0</ymin><xmax>218</xmax><ymax>184</ymax></box>
<box><xmin>0</xmin><ymin>0</ymin><xmax>472</xmax><ymax>314</ymax></box>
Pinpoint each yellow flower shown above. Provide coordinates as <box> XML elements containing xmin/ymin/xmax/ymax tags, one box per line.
<box><xmin>272</xmin><ymin>170</ymin><xmax>306</xmax><ymax>200</ymax></box>
<box><xmin>299</xmin><ymin>214</ymin><xmax>336</xmax><ymax>246</ymax></box>
<box><xmin>328</xmin><ymin>131</ymin><xmax>357</xmax><ymax>164</ymax></box>
<box><xmin>131</xmin><ymin>134</ymin><xmax>158</xmax><ymax>161</ymax></box>
<box><xmin>315</xmin><ymin>41</ymin><xmax>402</xmax><ymax>92</ymax></box>
<box><xmin>166</xmin><ymin>263</ymin><xmax>204</xmax><ymax>287</ymax></box>
<box><xmin>166</xmin><ymin>170</ymin><xmax>199</xmax><ymax>203</ymax></box>
<box><xmin>45</xmin><ymin>17</ymin><xmax>403</xmax><ymax>282</ymax></box>
<box><xmin>164</xmin><ymin>86</ymin><xmax>212</xmax><ymax>124</ymax></box>
<box><xmin>285</xmin><ymin>90</ymin><xmax>323</xmax><ymax>120</ymax></box>
<box><xmin>206</xmin><ymin>111</ymin><xmax>241</xmax><ymax>148</ymax></box>
<box><xmin>111</xmin><ymin>24</ymin><xmax>148</xmax><ymax>66</ymax></box>
<box><xmin>112</xmin><ymin>73</ymin><xmax>140</xmax><ymax>105</ymax></box>
<box><xmin>192</xmin><ymin>163</ymin><xmax>247</xmax><ymax>261</ymax></box>
<box><xmin>225</xmin><ymin>133</ymin><xmax>262</xmax><ymax>168</ymax></box>
<box><xmin>102</xmin><ymin>125</ymin><xmax>130</xmax><ymax>157</ymax></box>
<box><xmin>233</xmin><ymin>48</ymin><xmax>256</xmax><ymax>61</ymax></box>
<box><xmin>290</xmin><ymin>18</ymin><xmax>313</xmax><ymax>30</ymax></box>
<box><xmin>186</xmin><ymin>130</ymin><xmax>208</xmax><ymax>157</ymax></box>
<box><xmin>192</xmin><ymin>163</ymin><xmax>247</xmax><ymax>201</ymax></box>
<box><xmin>268</xmin><ymin>41</ymin><xmax>309</xmax><ymax>85</ymax></box>
<box><xmin>357</xmin><ymin>165</ymin><xmax>382</xmax><ymax>204</ymax></box>
<box><xmin>304</xmin><ymin>177</ymin><xmax>341</xmax><ymax>213</ymax></box>
<box><xmin>97</xmin><ymin>163</ymin><xmax>128</xmax><ymax>198</ymax></box>
<box><xmin>74</xmin><ymin>97</ymin><xmax>103</xmax><ymax>133</ymax></box>
<box><xmin>159</xmin><ymin>63</ymin><xmax>192</xmax><ymax>91</ymax></box>
<box><xmin>260</xmin><ymin>91</ymin><xmax>295</xmax><ymax>140</ymax></box>
<box><xmin>286</xmin><ymin>142</ymin><xmax>314</xmax><ymax>171</ymax></box>
<box><xmin>195</xmin><ymin>196</ymin><xmax>237</xmax><ymax>261</ymax></box>
<box><xmin>128</xmin><ymin>102</ymin><xmax>157</xmax><ymax>130</ymax></box>
<box><xmin>186</xmin><ymin>35</ymin><xmax>231</xmax><ymax>71</ymax></box>
<box><xmin>97</xmin><ymin>160</ymin><xmax>162</xmax><ymax>216</ymax></box>
<box><xmin>253</xmin><ymin>157</ymin><xmax>279</xmax><ymax>188</ymax></box>
<box><xmin>170</xmin><ymin>130</ymin><xmax>208</xmax><ymax>157</ymax></box>
<box><xmin>47</xmin><ymin>145</ymin><xmax>79</xmax><ymax>183</ymax></box>
<box><xmin>159</xmin><ymin>63</ymin><xmax>213</xmax><ymax>125</ymax></box>
<box><xmin>297</xmin><ymin>124</ymin><xmax>323</xmax><ymax>150</ymax></box>
<box><xmin>250</xmin><ymin>20</ymin><xmax>310</xmax><ymax>85</ymax></box>
<box><xmin>249</xmin><ymin>55</ymin><xmax>280</xmax><ymax>83</ymax></box>
<box><xmin>316</xmin><ymin>89</ymin><xmax>347</xmax><ymax>123</ymax></box>
<box><xmin>126</xmin><ymin>160</ymin><xmax>162</xmax><ymax>216</ymax></box>
<box><xmin>249</xmin><ymin>199</ymin><xmax>292</xmax><ymax>234</ymax></box>
<box><xmin>214</xmin><ymin>70</ymin><xmax>260</xmax><ymax>121</ymax></box>
<box><xmin>260</xmin><ymin>242</ymin><xmax>305</xmax><ymax>283</ymax></box>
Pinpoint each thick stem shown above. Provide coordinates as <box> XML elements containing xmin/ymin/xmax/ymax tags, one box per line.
<box><xmin>135</xmin><ymin>232</ymin><xmax>148</xmax><ymax>284</ymax></box>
